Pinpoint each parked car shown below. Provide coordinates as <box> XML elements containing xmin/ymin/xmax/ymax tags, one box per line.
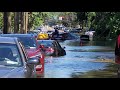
<box><xmin>85</xmin><ymin>31</ymin><xmax>95</xmax><ymax>38</ymax></box>
<box><xmin>69</xmin><ymin>28</ymin><xmax>82</xmax><ymax>34</ymax></box>
<box><xmin>47</xmin><ymin>30</ymin><xmax>54</xmax><ymax>35</ymax></box>
<box><xmin>37</xmin><ymin>40</ymin><xmax>66</xmax><ymax>56</ymax></box>
<box><xmin>63</xmin><ymin>32</ymin><xmax>80</xmax><ymax>40</ymax></box>
<box><xmin>51</xmin><ymin>32</ymin><xmax>67</xmax><ymax>40</ymax></box>
<box><xmin>80</xmin><ymin>35</ymin><xmax>90</xmax><ymax>41</ymax></box>
<box><xmin>0</xmin><ymin>37</ymin><xmax>39</xmax><ymax>78</ymax></box>
<box><xmin>47</xmin><ymin>30</ymin><xmax>54</xmax><ymax>39</ymax></box>
<box><xmin>27</xmin><ymin>30</ymin><xmax>41</xmax><ymax>38</ymax></box>
<box><xmin>0</xmin><ymin>34</ymin><xmax>45</xmax><ymax>77</ymax></box>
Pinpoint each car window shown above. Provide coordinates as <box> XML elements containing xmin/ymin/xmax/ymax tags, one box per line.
<box><xmin>0</xmin><ymin>43</ymin><xmax>22</xmax><ymax>67</ymax></box>
<box><xmin>55</xmin><ymin>41</ymin><xmax>62</xmax><ymax>49</ymax></box>
<box><xmin>53</xmin><ymin>41</ymin><xmax>60</xmax><ymax>49</ymax></box>
<box><xmin>18</xmin><ymin>42</ymin><xmax>28</xmax><ymax>62</ymax></box>
<box><xmin>18</xmin><ymin>37</ymin><xmax>37</xmax><ymax>48</ymax></box>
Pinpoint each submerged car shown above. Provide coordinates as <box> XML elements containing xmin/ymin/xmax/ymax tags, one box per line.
<box><xmin>80</xmin><ymin>35</ymin><xmax>90</xmax><ymax>41</ymax></box>
<box><xmin>62</xmin><ymin>32</ymin><xmax>80</xmax><ymax>40</ymax></box>
<box><xmin>37</xmin><ymin>40</ymin><xmax>66</xmax><ymax>56</ymax></box>
<box><xmin>51</xmin><ymin>32</ymin><xmax>67</xmax><ymax>40</ymax></box>
<box><xmin>27</xmin><ymin>30</ymin><xmax>41</xmax><ymax>38</ymax></box>
<box><xmin>0</xmin><ymin>34</ymin><xmax>45</xmax><ymax>77</ymax></box>
<box><xmin>0</xmin><ymin>37</ymin><xmax>39</xmax><ymax>78</ymax></box>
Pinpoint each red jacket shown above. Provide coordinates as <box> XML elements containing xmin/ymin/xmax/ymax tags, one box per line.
<box><xmin>115</xmin><ymin>35</ymin><xmax>120</xmax><ymax>64</ymax></box>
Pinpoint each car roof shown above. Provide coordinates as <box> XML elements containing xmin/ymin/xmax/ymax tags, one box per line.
<box><xmin>0</xmin><ymin>34</ymin><xmax>35</xmax><ymax>37</ymax></box>
<box><xmin>37</xmin><ymin>40</ymin><xmax>57</xmax><ymax>43</ymax></box>
<box><xmin>0</xmin><ymin>37</ymin><xmax>18</xmax><ymax>44</ymax></box>
<box><xmin>37</xmin><ymin>40</ymin><xmax>55</xmax><ymax>42</ymax></box>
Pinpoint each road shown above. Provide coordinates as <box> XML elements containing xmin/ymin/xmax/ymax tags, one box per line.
<box><xmin>44</xmin><ymin>40</ymin><xmax>116</xmax><ymax>78</ymax></box>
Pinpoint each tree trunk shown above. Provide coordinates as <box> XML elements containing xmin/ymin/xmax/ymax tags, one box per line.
<box><xmin>3</xmin><ymin>12</ymin><xmax>11</xmax><ymax>34</ymax></box>
<box><xmin>25</xmin><ymin>12</ymin><xmax>28</xmax><ymax>34</ymax></box>
<box><xmin>20</xmin><ymin>12</ymin><xmax>25</xmax><ymax>34</ymax></box>
<box><xmin>8</xmin><ymin>12</ymin><xmax>11</xmax><ymax>33</ymax></box>
<box><xmin>20</xmin><ymin>12</ymin><xmax>28</xmax><ymax>34</ymax></box>
<box><xmin>14</xmin><ymin>12</ymin><xmax>20</xmax><ymax>33</ymax></box>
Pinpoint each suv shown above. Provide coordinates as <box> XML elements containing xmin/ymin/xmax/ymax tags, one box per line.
<box><xmin>0</xmin><ymin>37</ymin><xmax>39</xmax><ymax>78</ymax></box>
<box><xmin>0</xmin><ymin>34</ymin><xmax>45</xmax><ymax>77</ymax></box>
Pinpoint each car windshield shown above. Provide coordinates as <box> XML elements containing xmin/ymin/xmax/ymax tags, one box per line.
<box><xmin>18</xmin><ymin>37</ymin><xmax>37</xmax><ymax>48</ymax></box>
<box><xmin>0</xmin><ymin>43</ymin><xmax>22</xmax><ymax>67</ymax></box>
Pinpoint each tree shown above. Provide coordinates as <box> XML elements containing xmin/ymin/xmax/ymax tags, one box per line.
<box><xmin>90</xmin><ymin>12</ymin><xmax>120</xmax><ymax>40</ymax></box>
<box><xmin>0</xmin><ymin>12</ymin><xmax>3</xmax><ymax>29</ymax></box>
<box><xmin>14</xmin><ymin>12</ymin><xmax>20</xmax><ymax>33</ymax></box>
<box><xmin>3</xmin><ymin>12</ymin><xmax>11</xmax><ymax>34</ymax></box>
<box><xmin>20</xmin><ymin>12</ymin><xmax>28</xmax><ymax>34</ymax></box>
<box><xmin>28</xmin><ymin>12</ymin><xmax>44</xmax><ymax>30</ymax></box>
<box><xmin>76</xmin><ymin>12</ymin><xmax>88</xmax><ymax>29</ymax></box>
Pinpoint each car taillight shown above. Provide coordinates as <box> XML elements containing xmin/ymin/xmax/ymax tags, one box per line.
<box><xmin>41</xmin><ymin>45</ymin><xmax>44</xmax><ymax>48</ymax></box>
<box><xmin>40</xmin><ymin>45</ymin><xmax>44</xmax><ymax>48</ymax></box>
<box><xmin>49</xmin><ymin>47</ymin><xmax>54</xmax><ymax>52</ymax></box>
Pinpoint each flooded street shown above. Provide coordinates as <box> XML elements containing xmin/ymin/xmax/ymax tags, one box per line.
<box><xmin>44</xmin><ymin>40</ymin><xmax>116</xmax><ymax>78</ymax></box>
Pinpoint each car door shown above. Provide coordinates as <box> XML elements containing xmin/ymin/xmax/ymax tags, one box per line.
<box><xmin>18</xmin><ymin>41</ymin><xmax>36</xmax><ymax>78</ymax></box>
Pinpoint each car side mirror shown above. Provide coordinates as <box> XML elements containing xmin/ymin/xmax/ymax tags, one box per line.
<box><xmin>27</xmin><ymin>58</ymin><xmax>39</xmax><ymax>65</ymax></box>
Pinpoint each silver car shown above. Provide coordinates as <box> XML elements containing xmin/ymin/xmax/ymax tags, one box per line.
<box><xmin>0</xmin><ymin>37</ymin><xmax>39</xmax><ymax>78</ymax></box>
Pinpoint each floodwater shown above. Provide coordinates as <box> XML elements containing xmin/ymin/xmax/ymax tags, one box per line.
<box><xmin>44</xmin><ymin>40</ymin><xmax>116</xmax><ymax>78</ymax></box>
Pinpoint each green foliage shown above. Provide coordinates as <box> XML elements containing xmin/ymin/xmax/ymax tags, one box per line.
<box><xmin>87</xmin><ymin>12</ymin><xmax>96</xmax><ymax>28</ymax></box>
<box><xmin>0</xmin><ymin>12</ymin><xmax>3</xmax><ymax>29</ymax></box>
<box><xmin>28</xmin><ymin>12</ymin><xmax>77</xmax><ymax>29</ymax></box>
<box><xmin>76</xmin><ymin>12</ymin><xmax>86</xmax><ymax>21</ymax></box>
<box><xmin>75</xmin><ymin>12</ymin><xmax>120</xmax><ymax>40</ymax></box>
<box><xmin>28</xmin><ymin>12</ymin><xmax>44</xmax><ymax>30</ymax></box>
<box><xmin>92</xmin><ymin>12</ymin><xmax>120</xmax><ymax>40</ymax></box>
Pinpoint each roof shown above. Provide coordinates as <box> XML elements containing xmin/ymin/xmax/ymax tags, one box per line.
<box><xmin>0</xmin><ymin>34</ymin><xmax>35</xmax><ymax>37</ymax></box>
<box><xmin>37</xmin><ymin>40</ymin><xmax>58</xmax><ymax>44</ymax></box>
<box><xmin>37</xmin><ymin>40</ymin><xmax>54</xmax><ymax>42</ymax></box>
<box><xmin>0</xmin><ymin>37</ymin><xmax>18</xmax><ymax>44</ymax></box>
